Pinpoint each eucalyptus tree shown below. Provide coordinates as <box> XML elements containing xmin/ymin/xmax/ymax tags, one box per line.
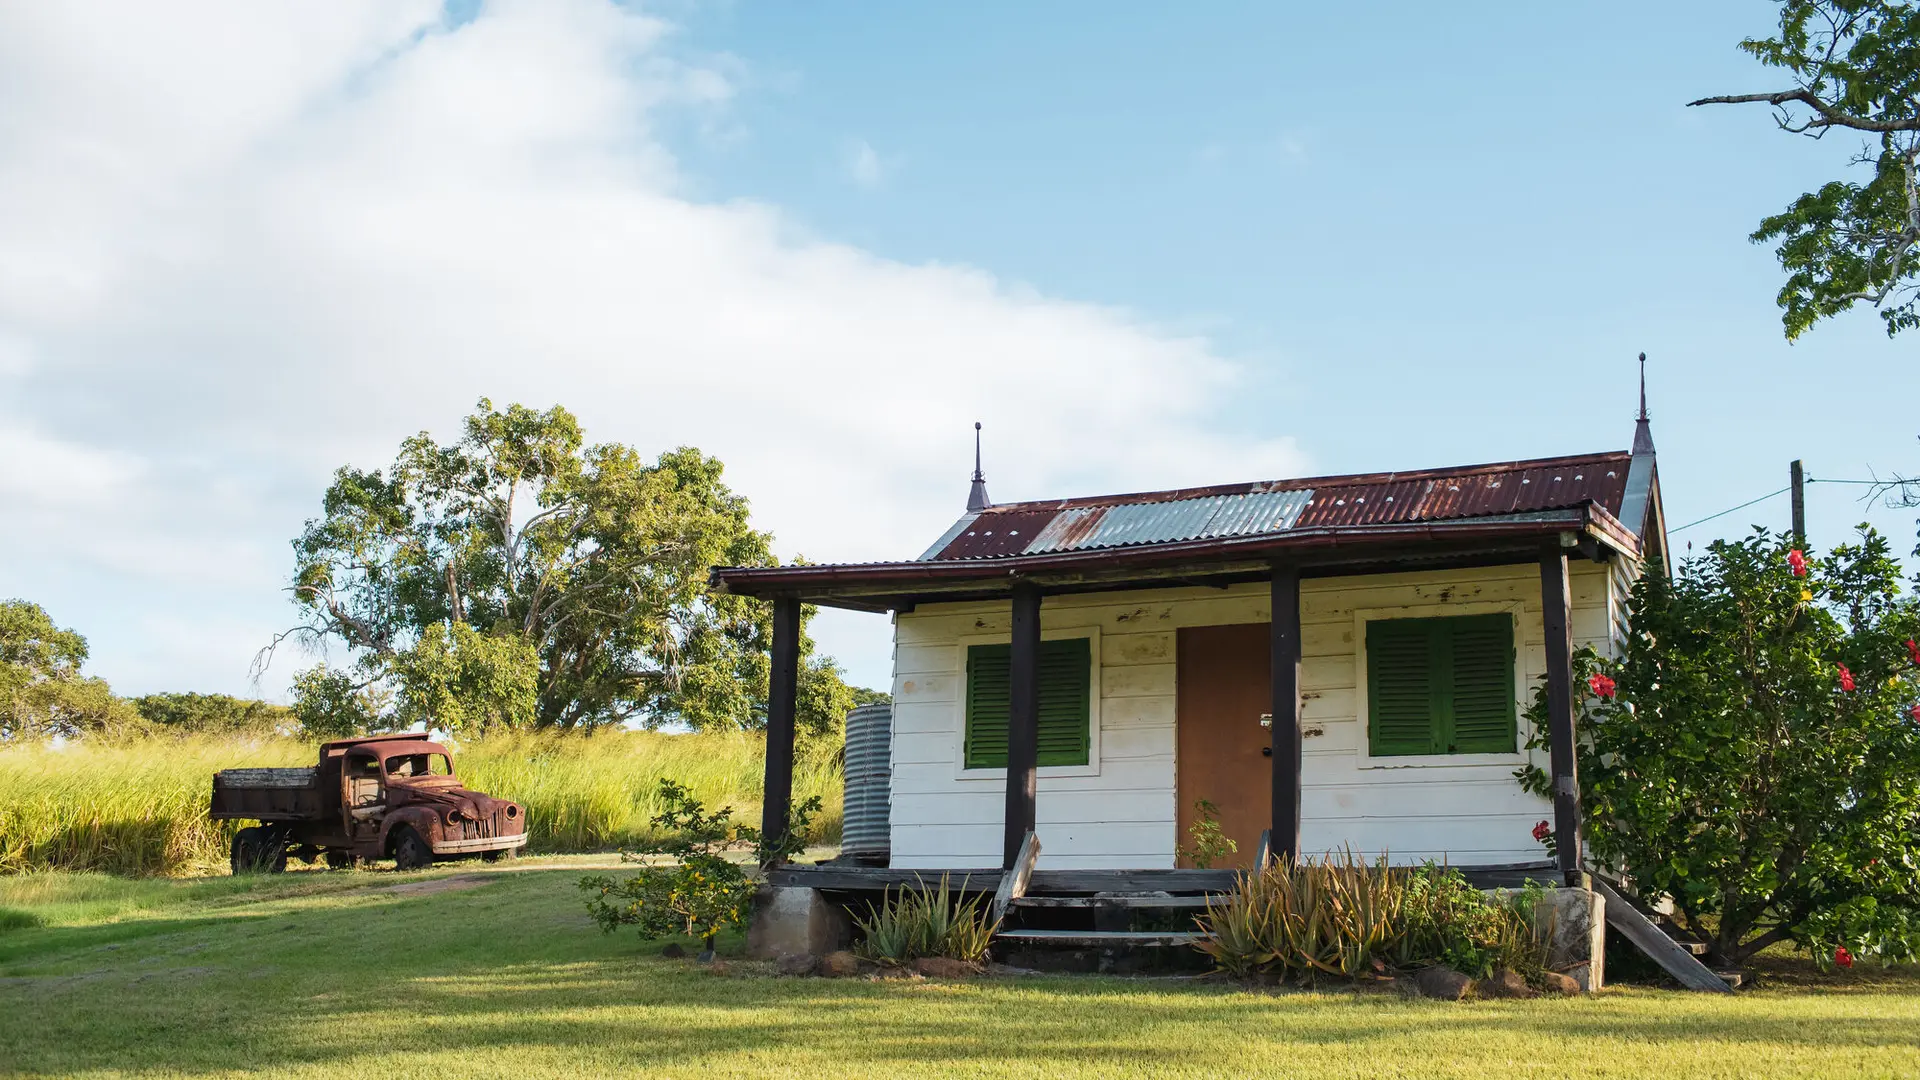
<box><xmin>0</xmin><ymin>600</ymin><xmax>141</xmax><ymax>741</ymax></box>
<box><xmin>273</xmin><ymin>399</ymin><xmax>873</xmax><ymax>737</ymax></box>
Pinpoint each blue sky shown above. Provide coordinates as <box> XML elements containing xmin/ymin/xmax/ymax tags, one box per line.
<box><xmin>0</xmin><ymin>1</ymin><xmax>1913</xmax><ymax>698</ymax></box>
<box><xmin>671</xmin><ymin>1</ymin><xmax>1915</xmax><ymax>517</ymax></box>
<box><xmin>675</xmin><ymin>2</ymin><xmax>1919</xmax><ymax>685</ymax></box>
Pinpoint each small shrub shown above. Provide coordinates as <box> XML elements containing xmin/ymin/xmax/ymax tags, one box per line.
<box><xmin>854</xmin><ymin>875</ymin><xmax>998</xmax><ymax>965</ymax></box>
<box><xmin>1194</xmin><ymin>850</ymin><xmax>1547</xmax><ymax>983</ymax></box>
<box><xmin>579</xmin><ymin>779</ymin><xmax>821</xmax><ymax>953</ymax></box>
<box><xmin>1396</xmin><ymin>868</ymin><xmax>1547</xmax><ymax>980</ymax></box>
<box><xmin>1177</xmin><ymin>800</ymin><xmax>1238</xmax><ymax>869</ymax></box>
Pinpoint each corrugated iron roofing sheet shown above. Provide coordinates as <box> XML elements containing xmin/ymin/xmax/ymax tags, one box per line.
<box><xmin>924</xmin><ymin>451</ymin><xmax>1630</xmax><ymax>562</ymax></box>
<box><xmin>1022</xmin><ymin>489</ymin><xmax>1312</xmax><ymax>554</ymax></box>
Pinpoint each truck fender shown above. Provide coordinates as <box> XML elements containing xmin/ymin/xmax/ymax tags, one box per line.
<box><xmin>379</xmin><ymin>807</ymin><xmax>440</xmax><ymax>853</ymax></box>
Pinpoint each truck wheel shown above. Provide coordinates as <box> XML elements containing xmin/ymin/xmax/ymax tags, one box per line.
<box><xmin>390</xmin><ymin>826</ymin><xmax>433</xmax><ymax>871</ymax></box>
<box><xmin>231</xmin><ymin>827</ymin><xmax>288</xmax><ymax>875</ymax></box>
<box><xmin>230</xmin><ymin>829</ymin><xmax>262</xmax><ymax>874</ymax></box>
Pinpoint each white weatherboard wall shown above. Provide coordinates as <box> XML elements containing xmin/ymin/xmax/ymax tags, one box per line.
<box><xmin>889</xmin><ymin>560</ymin><xmax>1621</xmax><ymax>870</ymax></box>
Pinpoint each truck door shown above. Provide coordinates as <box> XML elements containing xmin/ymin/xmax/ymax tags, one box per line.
<box><xmin>343</xmin><ymin>752</ymin><xmax>386</xmax><ymax>841</ymax></box>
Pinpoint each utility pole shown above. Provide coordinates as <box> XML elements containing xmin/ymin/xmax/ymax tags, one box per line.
<box><xmin>1790</xmin><ymin>459</ymin><xmax>1806</xmax><ymax>545</ymax></box>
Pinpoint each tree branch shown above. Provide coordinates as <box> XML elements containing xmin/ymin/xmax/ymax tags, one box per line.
<box><xmin>1731</xmin><ymin>923</ymin><xmax>1793</xmax><ymax>964</ymax></box>
<box><xmin>1687</xmin><ymin>89</ymin><xmax>1920</xmax><ymax>133</ymax></box>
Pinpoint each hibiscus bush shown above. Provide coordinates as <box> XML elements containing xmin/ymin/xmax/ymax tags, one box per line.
<box><xmin>1520</xmin><ymin>527</ymin><xmax>1920</xmax><ymax>966</ymax></box>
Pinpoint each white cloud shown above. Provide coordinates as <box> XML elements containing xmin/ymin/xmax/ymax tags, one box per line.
<box><xmin>0</xmin><ymin>0</ymin><xmax>1302</xmax><ymax>697</ymax></box>
<box><xmin>843</xmin><ymin>137</ymin><xmax>893</xmax><ymax>189</ymax></box>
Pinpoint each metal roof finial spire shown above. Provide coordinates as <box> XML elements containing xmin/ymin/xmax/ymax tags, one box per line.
<box><xmin>1631</xmin><ymin>352</ymin><xmax>1655</xmax><ymax>456</ymax></box>
<box><xmin>966</xmin><ymin>421</ymin><xmax>991</xmax><ymax>513</ymax></box>
<box><xmin>1637</xmin><ymin>352</ymin><xmax>1648</xmax><ymax>422</ymax></box>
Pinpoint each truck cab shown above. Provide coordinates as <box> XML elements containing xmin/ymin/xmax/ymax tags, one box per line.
<box><xmin>213</xmin><ymin>733</ymin><xmax>528</xmax><ymax>872</ymax></box>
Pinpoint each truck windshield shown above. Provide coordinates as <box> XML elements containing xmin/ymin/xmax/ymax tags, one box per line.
<box><xmin>384</xmin><ymin>754</ymin><xmax>452</xmax><ymax>778</ymax></box>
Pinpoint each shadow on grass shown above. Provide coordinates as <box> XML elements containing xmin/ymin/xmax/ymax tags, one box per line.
<box><xmin>4</xmin><ymin>868</ymin><xmax>1918</xmax><ymax>1076</ymax></box>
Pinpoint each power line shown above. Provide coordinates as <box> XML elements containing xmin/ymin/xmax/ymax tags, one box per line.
<box><xmin>1670</xmin><ymin>486</ymin><xmax>1791</xmax><ymax>534</ymax></box>
<box><xmin>1668</xmin><ymin>475</ymin><xmax>1917</xmax><ymax>536</ymax></box>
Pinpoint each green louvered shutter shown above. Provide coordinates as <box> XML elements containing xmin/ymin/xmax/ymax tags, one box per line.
<box><xmin>964</xmin><ymin>638</ymin><xmax>1092</xmax><ymax>769</ymax></box>
<box><xmin>1367</xmin><ymin>614</ymin><xmax>1515</xmax><ymax>757</ymax></box>
<box><xmin>1036</xmin><ymin>637</ymin><xmax>1092</xmax><ymax>766</ymax></box>
<box><xmin>964</xmin><ymin>644</ymin><xmax>1012</xmax><ymax>769</ymax></box>
<box><xmin>1367</xmin><ymin>619</ymin><xmax>1438</xmax><ymax>755</ymax></box>
<box><xmin>1445</xmin><ymin>614</ymin><xmax>1516</xmax><ymax>753</ymax></box>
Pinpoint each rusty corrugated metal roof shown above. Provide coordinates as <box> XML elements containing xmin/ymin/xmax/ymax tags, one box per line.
<box><xmin>1021</xmin><ymin>489</ymin><xmax>1312</xmax><ymax>555</ymax></box>
<box><xmin>924</xmin><ymin>451</ymin><xmax>1630</xmax><ymax>561</ymax></box>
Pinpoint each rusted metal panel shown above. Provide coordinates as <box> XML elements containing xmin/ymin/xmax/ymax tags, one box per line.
<box><xmin>928</xmin><ymin>452</ymin><xmax>1631</xmax><ymax>562</ymax></box>
<box><xmin>931</xmin><ymin>507</ymin><xmax>1062</xmax><ymax>560</ymax></box>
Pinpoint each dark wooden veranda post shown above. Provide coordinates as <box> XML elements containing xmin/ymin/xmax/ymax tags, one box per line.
<box><xmin>1539</xmin><ymin>547</ymin><xmax>1584</xmax><ymax>882</ymax></box>
<box><xmin>1270</xmin><ymin>562</ymin><xmax>1303</xmax><ymax>866</ymax></box>
<box><xmin>761</xmin><ymin>595</ymin><xmax>801</xmax><ymax>867</ymax></box>
<box><xmin>1003</xmin><ymin>582</ymin><xmax>1042</xmax><ymax>869</ymax></box>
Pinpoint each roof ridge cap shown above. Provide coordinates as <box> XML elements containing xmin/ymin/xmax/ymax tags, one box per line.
<box><xmin>974</xmin><ymin>449</ymin><xmax>1632</xmax><ymax>512</ymax></box>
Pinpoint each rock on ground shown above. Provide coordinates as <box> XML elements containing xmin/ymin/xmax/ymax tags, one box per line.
<box><xmin>909</xmin><ymin>957</ymin><xmax>980</xmax><ymax>979</ymax></box>
<box><xmin>778</xmin><ymin>953</ymin><xmax>820</xmax><ymax>977</ymax></box>
<box><xmin>660</xmin><ymin>943</ymin><xmax>686</xmax><ymax>959</ymax></box>
<box><xmin>820</xmin><ymin>951</ymin><xmax>863</xmax><ymax>977</ymax></box>
<box><xmin>1480</xmin><ymin>968</ymin><xmax>1537</xmax><ymax>999</ymax></box>
<box><xmin>1539</xmin><ymin>970</ymin><xmax>1582</xmax><ymax>995</ymax></box>
<box><xmin>1413</xmin><ymin>966</ymin><xmax>1473</xmax><ymax>1000</ymax></box>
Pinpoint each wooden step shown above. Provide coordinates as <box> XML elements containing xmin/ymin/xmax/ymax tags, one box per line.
<box><xmin>1713</xmin><ymin>970</ymin><xmax>1746</xmax><ymax>989</ymax></box>
<box><xmin>993</xmin><ymin>929</ymin><xmax>1200</xmax><ymax>948</ymax></box>
<box><xmin>1009</xmin><ymin>894</ymin><xmax>1220</xmax><ymax>909</ymax></box>
<box><xmin>1654</xmin><ymin>924</ymin><xmax>1712</xmax><ymax>956</ymax></box>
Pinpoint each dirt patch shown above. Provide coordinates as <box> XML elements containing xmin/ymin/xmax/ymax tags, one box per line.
<box><xmin>379</xmin><ymin>875</ymin><xmax>496</xmax><ymax>897</ymax></box>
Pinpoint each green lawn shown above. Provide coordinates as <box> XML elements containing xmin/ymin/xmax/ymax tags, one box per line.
<box><xmin>3</xmin><ymin>862</ymin><xmax>1917</xmax><ymax>1079</ymax></box>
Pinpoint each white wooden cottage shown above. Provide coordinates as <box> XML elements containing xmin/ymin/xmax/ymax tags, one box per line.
<box><xmin>716</xmin><ymin>408</ymin><xmax>1666</xmax><ymax>884</ymax></box>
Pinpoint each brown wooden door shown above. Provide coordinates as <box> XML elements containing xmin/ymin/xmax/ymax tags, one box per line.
<box><xmin>1176</xmin><ymin>623</ymin><xmax>1271</xmax><ymax>869</ymax></box>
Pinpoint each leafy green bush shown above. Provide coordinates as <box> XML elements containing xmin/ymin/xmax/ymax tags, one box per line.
<box><xmin>1397</xmin><ymin>868</ymin><xmax>1547</xmax><ymax>980</ymax></box>
<box><xmin>579</xmin><ymin>779</ymin><xmax>820</xmax><ymax>954</ymax></box>
<box><xmin>854</xmin><ymin>875</ymin><xmax>998</xmax><ymax>965</ymax></box>
<box><xmin>1517</xmin><ymin>528</ymin><xmax>1920</xmax><ymax>965</ymax></box>
<box><xmin>1195</xmin><ymin>851</ymin><xmax>1545</xmax><ymax>982</ymax></box>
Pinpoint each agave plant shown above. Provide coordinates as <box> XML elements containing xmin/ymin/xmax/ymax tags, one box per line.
<box><xmin>854</xmin><ymin>874</ymin><xmax>1000</xmax><ymax>964</ymax></box>
<box><xmin>1194</xmin><ymin>849</ymin><xmax>1540</xmax><ymax>983</ymax></box>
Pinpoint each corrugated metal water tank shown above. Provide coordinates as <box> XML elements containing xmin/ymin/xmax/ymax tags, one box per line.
<box><xmin>840</xmin><ymin>703</ymin><xmax>892</xmax><ymax>864</ymax></box>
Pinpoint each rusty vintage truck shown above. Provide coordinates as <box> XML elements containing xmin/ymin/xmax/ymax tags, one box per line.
<box><xmin>211</xmin><ymin>733</ymin><xmax>527</xmax><ymax>872</ymax></box>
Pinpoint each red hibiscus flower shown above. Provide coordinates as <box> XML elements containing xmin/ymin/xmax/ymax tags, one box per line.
<box><xmin>1587</xmin><ymin>672</ymin><xmax>1617</xmax><ymax>699</ymax></box>
<box><xmin>1532</xmin><ymin>820</ymin><xmax>1552</xmax><ymax>843</ymax></box>
<box><xmin>1838</xmin><ymin>663</ymin><xmax>1856</xmax><ymax>692</ymax></box>
<box><xmin>1911</xmin><ymin>703</ymin><xmax>1920</xmax><ymax>723</ymax></box>
<box><xmin>1906</xmin><ymin>639</ymin><xmax>1920</xmax><ymax>668</ymax></box>
<box><xmin>1835</xmin><ymin>946</ymin><xmax>1854</xmax><ymax>969</ymax></box>
<box><xmin>1787</xmin><ymin>549</ymin><xmax>1809</xmax><ymax>577</ymax></box>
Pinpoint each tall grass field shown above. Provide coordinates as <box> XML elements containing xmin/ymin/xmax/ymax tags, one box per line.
<box><xmin>0</xmin><ymin>731</ymin><xmax>841</xmax><ymax>877</ymax></box>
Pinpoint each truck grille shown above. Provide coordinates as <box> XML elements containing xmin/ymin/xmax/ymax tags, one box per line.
<box><xmin>453</xmin><ymin>811</ymin><xmax>518</xmax><ymax>841</ymax></box>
